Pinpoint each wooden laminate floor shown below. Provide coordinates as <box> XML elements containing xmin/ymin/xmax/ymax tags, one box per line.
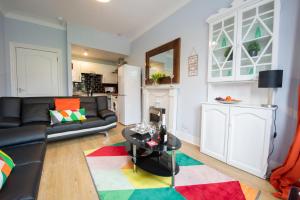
<box><xmin>37</xmin><ymin>124</ymin><xmax>278</xmax><ymax>200</ymax></box>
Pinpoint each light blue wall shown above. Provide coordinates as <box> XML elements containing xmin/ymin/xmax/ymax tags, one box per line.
<box><xmin>67</xmin><ymin>23</ymin><xmax>130</xmax><ymax>56</ymax></box>
<box><xmin>272</xmin><ymin>0</ymin><xmax>300</xmax><ymax>164</ymax></box>
<box><xmin>3</xmin><ymin>17</ymin><xmax>68</xmax><ymax>95</ymax></box>
<box><xmin>128</xmin><ymin>0</ymin><xmax>230</xmax><ymax>144</ymax></box>
<box><xmin>0</xmin><ymin>12</ymin><xmax>5</xmax><ymax>96</ymax></box>
<box><xmin>129</xmin><ymin>0</ymin><xmax>300</xmax><ymax>165</ymax></box>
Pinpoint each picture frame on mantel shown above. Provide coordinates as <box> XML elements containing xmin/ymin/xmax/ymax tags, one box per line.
<box><xmin>145</xmin><ymin>38</ymin><xmax>181</xmax><ymax>85</ymax></box>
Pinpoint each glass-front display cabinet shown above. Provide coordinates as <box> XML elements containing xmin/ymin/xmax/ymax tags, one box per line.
<box><xmin>207</xmin><ymin>0</ymin><xmax>279</xmax><ymax>82</ymax></box>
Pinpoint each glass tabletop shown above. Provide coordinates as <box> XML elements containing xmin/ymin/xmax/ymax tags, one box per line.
<box><xmin>122</xmin><ymin>127</ymin><xmax>181</xmax><ymax>152</ymax></box>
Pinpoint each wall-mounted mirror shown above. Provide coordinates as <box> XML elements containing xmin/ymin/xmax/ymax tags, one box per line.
<box><xmin>145</xmin><ymin>38</ymin><xmax>180</xmax><ymax>84</ymax></box>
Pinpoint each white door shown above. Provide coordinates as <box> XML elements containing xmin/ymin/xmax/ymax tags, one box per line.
<box><xmin>227</xmin><ymin>107</ymin><xmax>272</xmax><ymax>178</ymax></box>
<box><xmin>16</xmin><ymin>47</ymin><xmax>60</xmax><ymax>97</ymax></box>
<box><xmin>200</xmin><ymin>104</ymin><xmax>230</xmax><ymax>162</ymax></box>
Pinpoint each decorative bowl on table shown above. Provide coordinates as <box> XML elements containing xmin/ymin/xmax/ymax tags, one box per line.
<box><xmin>215</xmin><ymin>96</ymin><xmax>241</xmax><ymax>104</ymax></box>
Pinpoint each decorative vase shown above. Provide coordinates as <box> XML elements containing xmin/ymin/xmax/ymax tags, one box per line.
<box><xmin>153</xmin><ymin>80</ymin><xmax>159</xmax><ymax>86</ymax></box>
<box><xmin>255</xmin><ymin>26</ymin><xmax>262</xmax><ymax>38</ymax></box>
<box><xmin>221</xmin><ymin>37</ymin><xmax>227</xmax><ymax>47</ymax></box>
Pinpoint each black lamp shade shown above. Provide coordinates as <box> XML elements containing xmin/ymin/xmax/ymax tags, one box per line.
<box><xmin>258</xmin><ymin>70</ymin><xmax>283</xmax><ymax>88</ymax></box>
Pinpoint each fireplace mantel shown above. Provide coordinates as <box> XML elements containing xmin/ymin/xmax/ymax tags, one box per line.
<box><xmin>142</xmin><ymin>85</ymin><xmax>179</xmax><ymax>134</ymax></box>
<box><xmin>143</xmin><ymin>85</ymin><xmax>180</xmax><ymax>90</ymax></box>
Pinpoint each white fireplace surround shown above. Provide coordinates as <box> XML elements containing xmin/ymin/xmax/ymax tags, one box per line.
<box><xmin>142</xmin><ymin>85</ymin><xmax>179</xmax><ymax>134</ymax></box>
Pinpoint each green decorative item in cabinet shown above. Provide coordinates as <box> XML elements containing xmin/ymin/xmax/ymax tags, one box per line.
<box><xmin>224</xmin><ymin>47</ymin><xmax>233</xmax><ymax>61</ymax></box>
<box><xmin>247</xmin><ymin>41</ymin><xmax>261</xmax><ymax>57</ymax></box>
<box><xmin>221</xmin><ymin>37</ymin><xmax>227</xmax><ymax>48</ymax></box>
<box><xmin>255</xmin><ymin>26</ymin><xmax>262</xmax><ymax>38</ymax></box>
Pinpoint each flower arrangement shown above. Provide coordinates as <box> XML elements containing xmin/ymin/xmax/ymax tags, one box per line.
<box><xmin>150</xmin><ymin>72</ymin><xmax>166</xmax><ymax>85</ymax></box>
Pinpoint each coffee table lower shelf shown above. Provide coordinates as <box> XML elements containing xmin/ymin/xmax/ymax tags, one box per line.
<box><xmin>134</xmin><ymin>152</ymin><xmax>180</xmax><ymax>177</ymax></box>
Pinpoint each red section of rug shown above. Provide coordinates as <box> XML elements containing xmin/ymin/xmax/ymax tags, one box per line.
<box><xmin>175</xmin><ymin>181</ymin><xmax>246</xmax><ymax>200</ymax></box>
<box><xmin>86</xmin><ymin>146</ymin><xmax>128</xmax><ymax>157</ymax></box>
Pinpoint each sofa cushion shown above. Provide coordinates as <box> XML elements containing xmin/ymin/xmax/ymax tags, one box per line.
<box><xmin>99</xmin><ymin>110</ymin><xmax>115</xmax><ymax>119</ymax></box>
<box><xmin>0</xmin><ymin>117</ymin><xmax>21</xmax><ymax>128</ymax></box>
<box><xmin>81</xmin><ymin>102</ymin><xmax>97</xmax><ymax>117</ymax></box>
<box><xmin>0</xmin><ymin>97</ymin><xmax>21</xmax><ymax>118</ymax></box>
<box><xmin>0</xmin><ymin>125</ymin><xmax>46</xmax><ymax>148</ymax></box>
<box><xmin>55</xmin><ymin>98</ymin><xmax>80</xmax><ymax>110</ymax></box>
<box><xmin>0</xmin><ymin>150</ymin><xmax>15</xmax><ymax>190</ymax></box>
<box><xmin>22</xmin><ymin>97</ymin><xmax>55</xmax><ymax>110</ymax></box>
<box><xmin>1</xmin><ymin>142</ymin><xmax>46</xmax><ymax>166</ymax></box>
<box><xmin>0</xmin><ymin>163</ymin><xmax>43</xmax><ymax>200</ymax></box>
<box><xmin>80</xmin><ymin>117</ymin><xmax>109</xmax><ymax>129</ymax></box>
<box><xmin>49</xmin><ymin>109</ymin><xmax>86</xmax><ymax>124</ymax></box>
<box><xmin>22</xmin><ymin>103</ymin><xmax>50</xmax><ymax>124</ymax></box>
<box><xmin>96</xmin><ymin>96</ymin><xmax>108</xmax><ymax>111</ymax></box>
<box><xmin>47</xmin><ymin>121</ymin><xmax>81</xmax><ymax>134</ymax></box>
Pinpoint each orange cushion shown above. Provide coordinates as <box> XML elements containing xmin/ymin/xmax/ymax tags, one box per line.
<box><xmin>54</xmin><ymin>98</ymin><xmax>80</xmax><ymax>110</ymax></box>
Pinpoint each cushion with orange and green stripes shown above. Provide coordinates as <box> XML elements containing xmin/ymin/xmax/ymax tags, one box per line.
<box><xmin>0</xmin><ymin>150</ymin><xmax>15</xmax><ymax>190</ymax></box>
<box><xmin>49</xmin><ymin>108</ymin><xmax>87</xmax><ymax>125</ymax></box>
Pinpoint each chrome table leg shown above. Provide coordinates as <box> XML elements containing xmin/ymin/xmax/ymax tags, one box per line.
<box><xmin>133</xmin><ymin>144</ymin><xmax>137</xmax><ymax>173</ymax></box>
<box><xmin>171</xmin><ymin>150</ymin><xmax>176</xmax><ymax>187</ymax></box>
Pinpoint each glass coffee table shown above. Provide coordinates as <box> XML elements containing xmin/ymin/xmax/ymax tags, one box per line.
<box><xmin>122</xmin><ymin>127</ymin><xmax>181</xmax><ymax>187</ymax></box>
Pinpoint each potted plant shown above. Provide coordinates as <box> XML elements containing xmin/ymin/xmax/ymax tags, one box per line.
<box><xmin>224</xmin><ymin>47</ymin><xmax>233</xmax><ymax>61</ymax></box>
<box><xmin>150</xmin><ymin>72</ymin><xmax>166</xmax><ymax>85</ymax></box>
<box><xmin>247</xmin><ymin>41</ymin><xmax>261</xmax><ymax>57</ymax></box>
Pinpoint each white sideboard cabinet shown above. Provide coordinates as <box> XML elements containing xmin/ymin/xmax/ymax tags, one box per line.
<box><xmin>200</xmin><ymin>103</ymin><xmax>274</xmax><ymax>178</ymax></box>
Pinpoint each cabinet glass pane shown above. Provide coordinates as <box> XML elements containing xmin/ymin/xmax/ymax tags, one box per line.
<box><xmin>210</xmin><ymin>16</ymin><xmax>235</xmax><ymax>79</ymax></box>
<box><xmin>212</xmin><ymin>70</ymin><xmax>220</xmax><ymax>78</ymax></box>
<box><xmin>239</xmin><ymin>1</ymin><xmax>274</xmax><ymax>78</ymax></box>
<box><xmin>222</xmin><ymin>69</ymin><xmax>232</xmax><ymax>77</ymax></box>
<box><xmin>240</xmin><ymin>67</ymin><xmax>254</xmax><ymax>75</ymax></box>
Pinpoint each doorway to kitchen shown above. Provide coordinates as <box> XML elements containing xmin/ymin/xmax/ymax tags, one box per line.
<box><xmin>71</xmin><ymin>44</ymin><xmax>127</xmax><ymax>115</ymax></box>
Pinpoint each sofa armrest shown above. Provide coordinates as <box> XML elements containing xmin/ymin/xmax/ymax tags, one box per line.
<box><xmin>98</xmin><ymin>110</ymin><xmax>116</xmax><ymax>119</ymax></box>
<box><xmin>0</xmin><ymin>125</ymin><xmax>47</xmax><ymax>148</ymax></box>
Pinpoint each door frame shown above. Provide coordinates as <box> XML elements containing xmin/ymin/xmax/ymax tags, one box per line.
<box><xmin>10</xmin><ymin>42</ymin><xmax>63</xmax><ymax>96</ymax></box>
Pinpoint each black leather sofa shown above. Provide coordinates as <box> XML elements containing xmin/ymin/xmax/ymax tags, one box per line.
<box><xmin>0</xmin><ymin>96</ymin><xmax>117</xmax><ymax>199</ymax></box>
<box><xmin>0</xmin><ymin>96</ymin><xmax>117</xmax><ymax>141</ymax></box>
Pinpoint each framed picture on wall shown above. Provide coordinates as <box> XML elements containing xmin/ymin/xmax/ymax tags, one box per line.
<box><xmin>188</xmin><ymin>54</ymin><xmax>198</xmax><ymax>77</ymax></box>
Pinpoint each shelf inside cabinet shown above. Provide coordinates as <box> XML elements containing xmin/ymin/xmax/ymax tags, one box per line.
<box><xmin>243</xmin><ymin>35</ymin><xmax>271</xmax><ymax>44</ymax></box>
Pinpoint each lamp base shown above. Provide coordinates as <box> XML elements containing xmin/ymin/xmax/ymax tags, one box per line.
<box><xmin>261</xmin><ymin>104</ymin><xmax>277</xmax><ymax>108</ymax></box>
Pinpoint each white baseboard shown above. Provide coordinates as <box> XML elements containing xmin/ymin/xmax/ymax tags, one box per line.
<box><xmin>175</xmin><ymin>130</ymin><xmax>200</xmax><ymax>146</ymax></box>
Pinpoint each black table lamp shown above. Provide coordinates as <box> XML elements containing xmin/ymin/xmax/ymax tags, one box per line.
<box><xmin>258</xmin><ymin>70</ymin><xmax>283</xmax><ymax>108</ymax></box>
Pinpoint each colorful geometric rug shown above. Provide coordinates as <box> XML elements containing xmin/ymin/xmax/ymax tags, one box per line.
<box><xmin>84</xmin><ymin>142</ymin><xmax>260</xmax><ymax>200</ymax></box>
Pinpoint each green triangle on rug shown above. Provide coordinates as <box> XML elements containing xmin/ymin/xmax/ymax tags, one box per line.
<box><xmin>99</xmin><ymin>188</ymin><xmax>185</xmax><ymax>200</ymax></box>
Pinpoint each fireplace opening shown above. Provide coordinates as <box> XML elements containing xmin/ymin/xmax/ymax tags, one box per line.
<box><xmin>149</xmin><ymin>106</ymin><xmax>165</xmax><ymax>127</ymax></box>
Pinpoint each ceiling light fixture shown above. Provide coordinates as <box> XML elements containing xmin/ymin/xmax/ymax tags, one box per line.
<box><xmin>96</xmin><ymin>0</ymin><xmax>111</xmax><ymax>3</ymax></box>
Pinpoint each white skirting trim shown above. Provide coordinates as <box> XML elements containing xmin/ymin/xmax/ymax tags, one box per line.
<box><xmin>175</xmin><ymin>130</ymin><xmax>200</xmax><ymax>147</ymax></box>
<box><xmin>47</xmin><ymin>122</ymin><xmax>117</xmax><ymax>139</ymax></box>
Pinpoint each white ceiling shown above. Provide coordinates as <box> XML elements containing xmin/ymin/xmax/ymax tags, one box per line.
<box><xmin>72</xmin><ymin>44</ymin><xmax>126</xmax><ymax>61</ymax></box>
<box><xmin>0</xmin><ymin>0</ymin><xmax>190</xmax><ymax>41</ymax></box>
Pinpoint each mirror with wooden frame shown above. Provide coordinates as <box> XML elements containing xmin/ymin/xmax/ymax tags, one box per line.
<box><xmin>145</xmin><ymin>38</ymin><xmax>181</xmax><ymax>84</ymax></box>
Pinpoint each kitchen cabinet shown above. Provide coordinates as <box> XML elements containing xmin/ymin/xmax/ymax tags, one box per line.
<box><xmin>200</xmin><ymin>103</ymin><xmax>274</xmax><ymax>178</ymax></box>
